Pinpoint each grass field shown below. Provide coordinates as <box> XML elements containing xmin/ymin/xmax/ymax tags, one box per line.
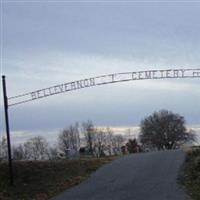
<box><xmin>184</xmin><ymin>147</ymin><xmax>200</xmax><ymax>200</ymax></box>
<box><xmin>0</xmin><ymin>157</ymin><xmax>117</xmax><ymax>200</ymax></box>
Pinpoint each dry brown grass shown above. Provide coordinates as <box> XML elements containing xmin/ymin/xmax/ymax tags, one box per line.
<box><xmin>0</xmin><ymin>157</ymin><xmax>117</xmax><ymax>200</ymax></box>
<box><xmin>184</xmin><ymin>147</ymin><xmax>200</xmax><ymax>200</ymax></box>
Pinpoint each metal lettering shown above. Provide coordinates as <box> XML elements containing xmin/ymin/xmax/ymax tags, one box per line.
<box><xmin>111</xmin><ymin>74</ymin><xmax>115</xmax><ymax>82</ymax></box>
<box><xmin>64</xmin><ymin>83</ymin><xmax>69</xmax><ymax>91</ymax></box>
<box><xmin>145</xmin><ymin>71</ymin><xmax>152</xmax><ymax>79</ymax></box>
<box><xmin>43</xmin><ymin>89</ymin><xmax>48</xmax><ymax>96</ymax></box>
<box><xmin>160</xmin><ymin>70</ymin><xmax>165</xmax><ymax>78</ymax></box>
<box><xmin>31</xmin><ymin>92</ymin><xmax>37</xmax><ymax>100</ymax></box>
<box><xmin>138</xmin><ymin>72</ymin><xmax>143</xmax><ymax>79</ymax></box>
<box><xmin>90</xmin><ymin>78</ymin><xmax>95</xmax><ymax>86</ymax></box>
<box><xmin>193</xmin><ymin>71</ymin><xmax>200</xmax><ymax>77</ymax></box>
<box><xmin>173</xmin><ymin>70</ymin><xmax>179</xmax><ymax>78</ymax></box>
<box><xmin>54</xmin><ymin>86</ymin><xmax>59</xmax><ymax>94</ymax></box>
<box><xmin>37</xmin><ymin>90</ymin><xmax>43</xmax><ymax>98</ymax></box>
<box><xmin>180</xmin><ymin>69</ymin><xmax>185</xmax><ymax>77</ymax></box>
<box><xmin>7</xmin><ymin>68</ymin><xmax>200</xmax><ymax>106</ymax></box>
<box><xmin>48</xmin><ymin>88</ymin><xmax>54</xmax><ymax>95</ymax></box>
<box><xmin>71</xmin><ymin>82</ymin><xmax>76</xmax><ymax>90</ymax></box>
<box><xmin>132</xmin><ymin>72</ymin><xmax>137</xmax><ymax>80</ymax></box>
<box><xmin>152</xmin><ymin>70</ymin><xmax>157</xmax><ymax>79</ymax></box>
<box><xmin>166</xmin><ymin>70</ymin><xmax>171</xmax><ymax>78</ymax></box>
<box><xmin>42</xmin><ymin>89</ymin><xmax>46</xmax><ymax>96</ymax></box>
<box><xmin>84</xmin><ymin>79</ymin><xmax>90</xmax><ymax>87</ymax></box>
<box><xmin>58</xmin><ymin>84</ymin><xmax>64</xmax><ymax>92</ymax></box>
<box><xmin>76</xmin><ymin>80</ymin><xmax>84</xmax><ymax>89</ymax></box>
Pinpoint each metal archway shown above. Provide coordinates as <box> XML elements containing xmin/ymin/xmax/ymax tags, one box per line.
<box><xmin>1</xmin><ymin>68</ymin><xmax>200</xmax><ymax>185</ymax></box>
<box><xmin>7</xmin><ymin>68</ymin><xmax>200</xmax><ymax>107</ymax></box>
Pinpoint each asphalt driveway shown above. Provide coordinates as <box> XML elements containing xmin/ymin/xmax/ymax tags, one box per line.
<box><xmin>51</xmin><ymin>150</ymin><xmax>191</xmax><ymax>200</ymax></box>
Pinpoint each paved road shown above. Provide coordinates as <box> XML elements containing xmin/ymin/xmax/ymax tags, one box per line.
<box><xmin>51</xmin><ymin>150</ymin><xmax>191</xmax><ymax>200</ymax></box>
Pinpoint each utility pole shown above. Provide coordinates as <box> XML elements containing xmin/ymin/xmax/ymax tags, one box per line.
<box><xmin>2</xmin><ymin>75</ymin><xmax>14</xmax><ymax>185</ymax></box>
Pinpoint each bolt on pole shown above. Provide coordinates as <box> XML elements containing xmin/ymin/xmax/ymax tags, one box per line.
<box><xmin>2</xmin><ymin>75</ymin><xmax>14</xmax><ymax>186</ymax></box>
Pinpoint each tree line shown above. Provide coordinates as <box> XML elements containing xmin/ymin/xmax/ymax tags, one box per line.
<box><xmin>0</xmin><ymin>120</ymin><xmax>131</xmax><ymax>161</ymax></box>
<box><xmin>0</xmin><ymin>110</ymin><xmax>196</xmax><ymax>161</ymax></box>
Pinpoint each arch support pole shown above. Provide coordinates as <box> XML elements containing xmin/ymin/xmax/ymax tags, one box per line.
<box><xmin>2</xmin><ymin>75</ymin><xmax>14</xmax><ymax>186</ymax></box>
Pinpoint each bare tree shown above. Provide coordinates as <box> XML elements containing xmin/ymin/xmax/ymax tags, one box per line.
<box><xmin>58</xmin><ymin>123</ymin><xmax>80</xmax><ymax>155</ymax></box>
<box><xmin>82</xmin><ymin>120</ymin><xmax>96</xmax><ymax>156</ymax></box>
<box><xmin>112</xmin><ymin>134</ymin><xmax>125</xmax><ymax>154</ymax></box>
<box><xmin>13</xmin><ymin>142</ymin><xmax>60</xmax><ymax>161</ymax></box>
<box><xmin>13</xmin><ymin>144</ymin><xmax>25</xmax><ymax>160</ymax></box>
<box><xmin>0</xmin><ymin>137</ymin><xmax>8</xmax><ymax>161</ymax></box>
<box><xmin>140</xmin><ymin>110</ymin><xmax>196</xmax><ymax>150</ymax></box>
<box><xmin>94</xmin><ymin>129</ymin><xmax>107</xmax><ymax>157</ymax></box>
<box><xmin>47</xmin><ymin>146</ymin><xmax>59</xmax><ymax>160</ymax></box>
<box><xmin>94</xmin><ymin>128</ymin><xmax>125</xmax><ymax>156</ymax></box>
<box><xmin>23</xmin><ymin>136</ymin><xmax>49</xmax><ymax>160</ymax></box>
<box><xmin>105</xmin><ymin>127</ymin><xmax>114</xmax><ymax>156</ymax></box>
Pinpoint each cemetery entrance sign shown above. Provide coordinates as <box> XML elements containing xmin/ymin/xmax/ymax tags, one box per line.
<box><xmin>1</xmin><ymin>68</ymin><xmax>200</xmax><ymax>185</ymax></box>
<box><xmin>7</xmin><ymin>68</ymin><xmax>200</xmax><ymax>106</ymax></box>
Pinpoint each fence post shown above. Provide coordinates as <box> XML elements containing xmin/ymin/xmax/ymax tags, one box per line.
<box><xmin>2</xmin><ymin>75</ymin><xmax>14</xmax><ymax>186</ymax></box>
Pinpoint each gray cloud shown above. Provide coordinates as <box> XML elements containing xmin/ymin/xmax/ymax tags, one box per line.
<box><xmin>1</xmin><ymin>1</ymin><xmax>200</xmax><ymax>139</ymax></box>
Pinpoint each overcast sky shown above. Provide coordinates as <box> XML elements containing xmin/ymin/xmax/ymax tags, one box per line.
<box><xmin>1</xmin><ymin>1</ymin><xmax>200</xmax><ymax>142</ymax></box>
